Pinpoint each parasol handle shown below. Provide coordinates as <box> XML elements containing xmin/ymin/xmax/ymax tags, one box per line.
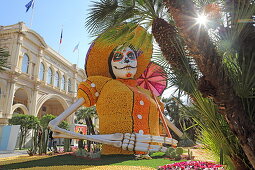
<box><xmin>152</xmin><ymin>94</ymin><xmax>172</xmax><ymax>138</ymax></box>
<box><xmin>152</xmin><ymin>94</ymin><xmax>183</xmax><ymax>138</ymax></box>
<box><xmin>163</xmin><ymin>114</ymin><xmax>183</xmax><ymax>137</ymax></box>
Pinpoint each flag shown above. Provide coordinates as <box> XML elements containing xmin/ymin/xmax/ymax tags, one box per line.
<box><xmin>25</xmin><ymin>0</ymin><xmax>34</xmax><ymax>12</ymax></box>
<box><xmin>73</xmin><ymin>43</ymin><xmax>80</xmax><ymax>52</ymax></box>
<box><xmin>59</xmin><ymin>29</ymin><xmax>63</xmax><ymax>44</ymax></box>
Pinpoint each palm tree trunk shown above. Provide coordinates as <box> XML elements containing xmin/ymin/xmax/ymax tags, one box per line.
<box><xmin>88</xmin><ymin>117</ymin><xmax>95</xmax><ymax>135</ymax></box>
<box><xmin>163</xmin><ymin>0</ymin><xmax>255</xmax><ymax>168</ymax></box>
<box><xmin>85</xmin><ymin>117</ymin><xmax>92</xmax><ymax>152</ymax></box>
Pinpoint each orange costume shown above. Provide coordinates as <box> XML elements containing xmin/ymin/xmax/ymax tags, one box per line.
<box><xmin>77</xmin><ymin>25</ymin><xmax>163</xmax><ymax>155</ymax></box>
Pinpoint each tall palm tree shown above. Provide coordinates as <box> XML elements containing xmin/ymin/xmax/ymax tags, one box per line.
<box><xmin>164</xmin><ymin>0</ymin><xmax>255</xmax><ymax>168</ymax></box>
<box><xmin>76</xmin><ymin>106</ymin><xmax>97</xmax><ymax>152</ymax></box>
<box><xmin>85</xmin><ymin>0</ymin><xmax>255</xmax><ymax>168</ymax></box>
<box><xmin>162</xmin><ymin>95</ymin><xmax>197</xmax><ymax>145</ymax></box>
<box><xmin>76</xmin><ymin>106</ymin><xmax>97</xmax><ymax>135</ymax></box>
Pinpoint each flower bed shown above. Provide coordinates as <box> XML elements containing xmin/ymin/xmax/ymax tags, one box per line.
<box><xmin>158</xmin><ymin>161</ymin><xmax>224</xmax><ymax>170</ymax></box>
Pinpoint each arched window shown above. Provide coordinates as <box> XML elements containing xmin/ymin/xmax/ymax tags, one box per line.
<box><xmin>61</xmin><ymin>75</ymin><xmax>66</xmax><ymax>90</ymax></box>
<box><xmin>39</xmin><ymin>63</ymin><xmax>45</xmax><ymax>80</ymax></box>
<box><xmin>47</xmin><ymin>67</ymin><xmax>53</xmax><ymax>84</ymax></box>
<box><xmin>21</xmin><ymin>54</ymin><xmax>29</xmax><ymax>73</ymax></box>
<box><xmin>54</xmin><ymin>72</ymin><xmax>60</xmax><ymax>87</ymax></box>
<box><xmin>68</xmin><ymin>78</ymin><xmax>72</xmax><ymax>92</ymax></box>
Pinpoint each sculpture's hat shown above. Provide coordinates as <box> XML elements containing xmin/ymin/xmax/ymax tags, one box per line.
<box><xmin>85</xmin><ymin>24</ymin><xmax>152</xmax><ymax>79</ymax></box>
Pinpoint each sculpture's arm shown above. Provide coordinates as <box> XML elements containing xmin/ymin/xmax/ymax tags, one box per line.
<box><xmin>48</xmin><ymin>97</ymin><xmax>178</xmax><ymax>153</ymax></box>
<box><xmin>48</xmin><ymin>98</ymin><xmax>84</xmax><ymax>132</ymax></box>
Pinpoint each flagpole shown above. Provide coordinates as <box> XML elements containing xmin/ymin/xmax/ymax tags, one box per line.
<box><xmin>30</xmin><ymin>0</ymin><xmax>35</xmax><ymax>28</ymax></box>
<box><xmin>58</xmin><ymin>42</ymin><xmax>61</xmax><ymax>53</ymax></box>
<box><xmin>76</xmin><ymin>48</ymin><xmax>80</xmax><ymax>66</ymax></box>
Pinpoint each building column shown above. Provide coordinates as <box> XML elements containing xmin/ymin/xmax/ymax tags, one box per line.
<box><xmin>34</xmin><ymin>49</ymin><xmax>44</xmax><ymax>81</ymax></box>
<box><xmin>28</xmin><ymin>61</ymin><xmax>33</xmax><ymax>77</ymax></box>
<box><xmin>44</xmin><ymin>67</ymin><xmax>48</xmax><ymax>84</ymax></box>
<box><xmin>29</xmin><ymin>84</ymin><xmax>39</xmax><ymax>117</ymax></box>
<box><xmin>64</xmin><ymin>75</ymin><xmax>68</xmax><ymax>93</ymax></box>
<box><xmin>17</xmin><ymin>55</ymin><xmax>23</xmax><ymax>73</ymax></box>
<box><xmin>74</xmin><ymin>73</ymin><xmax>78</xmax><ymax>94</ymax></box>
<box><xmin>12</xmin><ymin>33</ymin><xmax>23</xmax><ymax>72</ymax></box>
<box><xmin>50</xmin><ymin>67</ymin><xmax>54</xmax><ymax>86</ymax></box>
<box><xmin>0</xmin><ymin>76</ymin><xmax>17</xmax><ymax>125</ymax></box>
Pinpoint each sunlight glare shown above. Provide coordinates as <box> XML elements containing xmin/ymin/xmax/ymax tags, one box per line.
<box><xmin>196</xmin><ymin>14</ymin><xmax>208</xmax><ymax>26</ymax></box>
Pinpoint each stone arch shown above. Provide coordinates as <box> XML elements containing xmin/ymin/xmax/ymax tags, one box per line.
<box><xmin>36</xmin><ymin>94</ymin><xmax>69</xmax><ymax>117</ymax></box>
<box><xmin>13</xmin><ymin>87</ymin><xmax>30</xmax><ymax>108</ymax></box>
<box><xmin>11</xmin><ymin>103</ymin><xmax>29</xmax><ymax>115</ymax></box>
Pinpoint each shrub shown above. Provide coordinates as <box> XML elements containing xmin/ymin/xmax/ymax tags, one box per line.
<box><xmin>165</xmin><ymin>147</ymin><xmax>183</xmax><ymax>160</ymax></box>
<box><xmin>9</xmin><ymin>114</ymin><xmax>39</xmax><ymax>149</ymax></box>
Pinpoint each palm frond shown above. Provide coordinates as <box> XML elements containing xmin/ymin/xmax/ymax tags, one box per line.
<box><xmin>217</xmin><ymin>0</ymin><xmax>255</xmax><ymax>51</ymax></box>
<box><xmin>95</xmin><ymin>23</ymin><xmax>152</xmax><ymax>51</ymax></box>
<box><xmin>223</xmin><ymin>51</ymin><xmax>255</xmax><ymax>98</ymax></box>
<box><xmin>178</xmin><ymin>91</ymin><xmax>248</xmax><ymax>169</ymax></box>
<box><xmin>76</xmin><ymin>106</ymin><xmax>97</xmax><ymax>121</ymax></box>
<box><xmin>151</xmin><ymin>49</ymin><xmax>198</xmax><ymax>94</ymax></box>
<box><xmin>85</xmin><ymin>0</ymin><xmax>167</xmax><ymax>37</ymax></box>
<box><xmin>85</xmin><ymin>0</ymin><xmax>119</xmax><ymax>35</ymax></box>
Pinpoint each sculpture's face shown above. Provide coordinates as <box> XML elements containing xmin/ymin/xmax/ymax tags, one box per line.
<box><xmin>111</xmin><ymin>46</ymin><xmax>137</xmax><ymax>79</ymax></box>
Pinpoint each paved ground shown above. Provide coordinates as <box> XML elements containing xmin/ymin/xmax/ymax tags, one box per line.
<box><xmin>0</xmin><ymin>150</ymin><xmax>28</xmax><ymax>158</ymax></box>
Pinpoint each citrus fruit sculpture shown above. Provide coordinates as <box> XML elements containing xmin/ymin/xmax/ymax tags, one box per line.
<box><xmin>49</xmin><ymin>24</ymin><xmax>180</xmax><ymax>155</ymax></box>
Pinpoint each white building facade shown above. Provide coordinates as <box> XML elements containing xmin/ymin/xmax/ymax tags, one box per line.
<box><xmin>0</xmin><ymin>22</ymin><xmax>86</xmax><ymax>125</ymax></box>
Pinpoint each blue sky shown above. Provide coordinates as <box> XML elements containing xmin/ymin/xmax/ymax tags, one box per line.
<box><xmin>0</xmin><ymin>0</ymin><xmax>178</xmax><ymax>98</ymax></box>
<box><xmin>0</xmin><ymin>0</ymin><xmax>97</xmax><ymax>69</ymax></box>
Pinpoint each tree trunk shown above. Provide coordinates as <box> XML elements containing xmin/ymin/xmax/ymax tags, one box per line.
<box><xmin>39</xmin><ymin>132</ymin><xmax>43</xmax><ymax>155</ymax></box>
<box><xmin>23</xmin><ymin>129</ymin><xmax>28</xmax><ymax>149</ymax></box>
<box><xmin>163</xmin><ymin>0</ymin><xmax>255</xmax><ymax>168</ymax></box>
<box><xmin>85</xmin><ymin>117</ymin><xmax>92</xmax><ymax>152</ymax></box>
<box><xmin>19</xmin><ymin>129</ymin><xmax>24</xmax><ymax>150</ymax></box>
<box><xmin>32</xmin><ymin>128</ymin><xmax>37</xmax><ymax>154</ymax></box>
<box><xmin>231</xmin><ymin>155</ymin><xmax>250</xmax><ymax>170</ymax></box>
<box><xmin>88</xmin><ymin>117</ymin><xmax>95</xmax><ymax>135</ymax></box>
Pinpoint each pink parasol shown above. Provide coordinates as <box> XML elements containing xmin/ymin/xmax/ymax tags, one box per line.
<box><xmin>137</xmin><ymin>62</ymin><xmax>167</xmax><ymax>96</ymax></box>
<box><xmin>137</xmin><ymin>62</ymin><xmax>172</xmax><ymax>138</ymax></box>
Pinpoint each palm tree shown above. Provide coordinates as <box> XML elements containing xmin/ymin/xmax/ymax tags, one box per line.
<box><xmin>0</xmin><ymin>47</ymin><xmax>9</xmax><ymax>71</ymax></box>
<box><xmin>164</xmin><ymin>1</ymin><xmax>255</xmax><ymax>168</ymax></box>
<box><xmin>76</xmin><ymin>106</ymin><xmax>97</xmax><ymax>152</ymax></box>
<box><xmin>162</xmin><ymin>95</ymin><xmax>197</xmax><ymax>146</ymax></box>
<box><xmin>85</xmin><ymin>0</ymin><xmax>255</xmax><ymax>168</ymax></box>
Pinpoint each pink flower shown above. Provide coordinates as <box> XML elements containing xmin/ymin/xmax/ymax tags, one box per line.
<box><xmin>158</xmin><ymin>161</ymin><xmax>224</xmax><ymax>170</ymax></box>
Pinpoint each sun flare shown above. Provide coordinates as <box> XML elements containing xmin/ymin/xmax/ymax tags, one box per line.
<box><xmin>196</xmin><ymin>14</ymin><xmax>208</xmax><ymax>25</ymax></box>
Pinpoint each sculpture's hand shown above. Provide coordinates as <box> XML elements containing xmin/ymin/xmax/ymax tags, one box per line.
<box><xmin>120</xmin><ymin>133</ymin><xmax>177</xmax><ymax>153</ymax></box>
